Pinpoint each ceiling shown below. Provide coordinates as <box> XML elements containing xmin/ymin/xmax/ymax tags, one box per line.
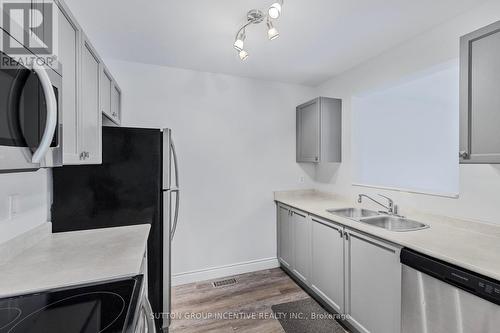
<box><xmin>64</xmin><ymin>0</ymin><xmax>486</xmax><ymax>86</ymax></box>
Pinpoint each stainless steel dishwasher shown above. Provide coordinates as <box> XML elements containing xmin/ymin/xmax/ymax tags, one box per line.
<box><xmin>401</xmin><ymin>248</ymin><xmax>500</xmax><ymax>333</ymax></box>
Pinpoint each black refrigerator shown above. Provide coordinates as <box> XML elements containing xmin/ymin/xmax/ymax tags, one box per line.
<box><xmin>52</xmin><ymin>127</ymin><xmax>180</xmax><ymax>332</ymax></box>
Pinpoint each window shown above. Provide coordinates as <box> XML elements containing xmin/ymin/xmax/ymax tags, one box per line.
<box><xmin>351</xmin><ymin>61</ymin><xmax>459</xmax><ymax>197</ymax></box>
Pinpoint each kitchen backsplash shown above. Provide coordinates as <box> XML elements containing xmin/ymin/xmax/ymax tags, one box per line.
<box><xmin>0</xmin><ymin>169</ymin><xmax>50</xmax><ymax>244</ymax></box>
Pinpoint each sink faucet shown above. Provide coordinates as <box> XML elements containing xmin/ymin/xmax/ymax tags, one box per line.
<box><xmin>358</xmin><ymin>194</ymin><xmax>398</xmax><ymax>215</ymax></box>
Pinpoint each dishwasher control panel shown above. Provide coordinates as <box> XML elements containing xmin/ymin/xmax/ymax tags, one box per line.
<box><xmin>401</xmin><ymin>248</ymin><xmax>500</xmax><ymax>306</ymax></box>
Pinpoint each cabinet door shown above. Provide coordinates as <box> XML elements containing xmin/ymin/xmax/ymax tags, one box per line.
<box><xmin>345</xmin><ymin>229</ymin><xmax>401</xmax><ymax>333</ymax></box>
<box><xmin>292</xmin><ymin>210</ymin><xmax>310</xmax><ymax>284</ymax></box>
<box><xmin>80</xmin><ymin>37</ymin><xmax>102</xmax><ymax>164</ymax></box>
<box><xmin>460</xmin><ymin>20</ymin><xmax>500</xmax><ymax>163</ymax></box>
<box><xmin>311</xmin><ymin>218</ymin><xmax>344</xmax><ymax>313</ymax></box>
<box><xmin>297</xmin><ymin>99</ymin><xmax>320</xmax><ymax>163</ymax></box>
<box><xmin>100</xmin><ymin>68</ymin><xmax>112</xmax><ymax>119</ymax></box>
<box><xmin>277</xmin><ymin>205</ymin><xmax>293</xmax><ymax>269</ymax></box>
<box><xmin>111</xmin><ymin>83</ymin><xmax>121</xmax><ymax>124</ymax></box>
<box><xmin>57</xmin><ymin>3</ymin><xmax>81</xmax><ymax>164</ymax></box>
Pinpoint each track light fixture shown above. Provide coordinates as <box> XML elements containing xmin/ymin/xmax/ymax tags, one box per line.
<box><xmin>267</xmin><ymin>18</ymin><xmax>279</xmax><ymax>40</ymax></box>
<box><xmin>239</xmin><ymin>50</ymin><xmax>249</xmax><ymax>61</ymax></box>
<box><xmin>233</xmin><ymin>29</ymin><xmax>246</xmax><ymax>51</ymax></box>
<box><xmin>233</xmin><ymin>0</ymin><xmax>284</xmax><ymax>61</ymax></box>
<box><xmin>268</xmin><ymin>2</ymin><xmax>282</xmax><ymax>19</ymax></box>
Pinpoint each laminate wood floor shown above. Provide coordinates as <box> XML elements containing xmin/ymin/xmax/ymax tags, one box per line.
<box><xmin>170</xmin><ymin>268</ymin><xmax>311</xmax><ymax>333</ymax></box>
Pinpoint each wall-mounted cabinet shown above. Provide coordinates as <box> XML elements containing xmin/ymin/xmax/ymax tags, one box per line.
<box><xmin>277</xmin><ymin>204</ymin><xmax>402</xmax><ymax>333</ymax></box>
<box><xmin>55</xmin><ymin>1</ymin><xmax>80</xmax><ymax>164</ymax></box>
<box><xmin>79</xmin><ymin>35</ymin><xmax>102</xmax><ymax>164</ymax></box>
<box><xmin>53</xmin><ymin>0</ymin><xmax>121</xmax><ymax>164</ymax></box>
<box><xmin>460</xmin><ymin>20</ymin><xmax>500</xmax><ymax>164</ymax></box>
<box><xmin>101</xmin><ymin>66</ymin><xmax>122</xmax><ymax>125</ymax></box>
<box><xmin>296</xmin><ymin>97</ymin><xmax>342</xmax><ymax>163</ymax></box>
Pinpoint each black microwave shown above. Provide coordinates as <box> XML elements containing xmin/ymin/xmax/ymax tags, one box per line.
<box><xmin>0</xmin><ymin>29</ymin><xmax>63</xmax><ymax>173</ymax></box>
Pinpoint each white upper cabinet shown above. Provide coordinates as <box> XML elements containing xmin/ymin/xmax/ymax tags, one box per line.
<box><xmin>101</xmin><ymin>66</ymin><xmax>121</xmax><ymax>125</ymax></box>
<box><xmin>55</xmin><ymin>1</ymin><xmax>80</xmax><ymax>164</ymax></box>
<box><xmin>79</xmin><ymin>35</ymin><xmax>102</xmax><ymax>164</ymax></box>
<box><xmin>111</xmin><ymin>83</ymin><xmax>122</xmax><ymax>124</ymax></box>
<box><xmin>54</xmin><ymin>0</ymin><xmax>120</xmax><ymax>165</ymax></box>
<box><xmin>100</xmin><ymin>68</ymin><xmax>112</xmax><ymax>120</ymax></box>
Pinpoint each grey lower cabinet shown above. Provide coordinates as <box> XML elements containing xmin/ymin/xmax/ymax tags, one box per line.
<box><xmin>310</xmin><ymin>217</ymin><xmax>344</xmax><ymax>314</ymax></box>
<box><xmin>276</xmin><ymin>204</ymin><xmax>402</xmax><ymax>333</ymax></box>
<box><xmin>296</xmin><ymin>97</ymin><xmax>342</xmax><ymax>163</ymax></box>
<box><xmin>291</xmin><ymin>210</ymin><xmax>310</xmax><ymax>284</ymax></box>
<box><xmin>344</xmin><ymin>228</ymin><xmax>402</xmax><ymax>333</ymax></box>
<box><xmin>277</xmin><ymin>204</ymin><xmax>310</xmax><ymax>284</ymax></box>
<box><xmin>277</xmin><ymin>204</ymin><xmax>293</xmax><ymax>270</ymax></box>
<box><xmin>460</xmin><ymin>20</ymin><xmax>500</xmax><ymax>164</ymax></box>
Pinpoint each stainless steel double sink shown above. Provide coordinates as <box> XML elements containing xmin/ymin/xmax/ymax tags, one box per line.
<box><xmin>327</xmin><ymin>208</ymin><xmax>429</xmax><ymax>232</ymax></box>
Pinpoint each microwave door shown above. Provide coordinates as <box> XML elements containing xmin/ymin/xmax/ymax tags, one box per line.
<box><xmin>0</xmin><ymin>56</ymin><xmax>62</xmax><ymax>172</ymax></box>
<box><xmin>0</xmin><ymin>60</ymin><xmax>41</xmax><ymax>172</ymax></box>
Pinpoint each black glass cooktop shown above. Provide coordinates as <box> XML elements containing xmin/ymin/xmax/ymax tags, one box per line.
<box><xmin>0</xmin><ymin>276</ymin><xmax>142</xmax><ymax>333</ymax></box>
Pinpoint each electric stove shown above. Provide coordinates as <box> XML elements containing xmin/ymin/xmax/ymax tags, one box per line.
<box><xmin>0</xmin><ymin>276</ymin><xmax>143</xmax><ymax>333</ymax></box>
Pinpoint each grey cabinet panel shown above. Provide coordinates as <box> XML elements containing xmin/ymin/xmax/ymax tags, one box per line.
<box><xmin>297</xmin><ymin>99</ymin><xmax>320</xmax><ymax>162</ymax></box>
<box><xmin>321</xmin><ymin>98</ymin><xmax>342</xmax><ymax>162</ymax></box>
<box><xmin>296</xmin><ymin>97</ymin><xmax>342</xmax><ymax>163</ymax></box>
<box><xmin>277</xmin><ymin>205</ymin><xmax>293</xmax><ymax>269</ymax></box>
<box><xmin>292</xmin><ymin>210</ymin><xmax>310</xmax><ymax>284</ymax></box>
<box><xmin>310</xmin><ymin>218</ymin><xmax>344</xmax><ymax>314</ymax></box>
<box><xmin>460</xmin><ymin>20</ymin><xmax>500</xmax><ymax>163</ymax></box>
<box><xmin>345</xmin><ymin>229</ymin><xmax>401</xmax><ymax>333</ymax></box>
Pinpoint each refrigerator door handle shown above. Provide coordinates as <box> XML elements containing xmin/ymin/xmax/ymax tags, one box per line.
<box><xmin>171</xmin><ymin>140</ymin><xmax>179</xmax><ymax>188</ymax></box>
<box><xmin>170</xmin><ymin>188</ymin><xmax>180</xmax><ymax>241</ymax></box>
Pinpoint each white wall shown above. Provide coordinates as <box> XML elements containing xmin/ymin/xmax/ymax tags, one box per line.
<box><xmin>106</xmin><ymin>59</ymin><xmax>316</xmax><ymax>281</ymax></box>
<box><xmin>314</xmin><ymin>0</ymin><xmax>500</xmax><ymax>225</ymax></box>
<box><xmin>0</xmin><ymin>170</ymin><xmax>50</xmax><ymax>243</ymax></box>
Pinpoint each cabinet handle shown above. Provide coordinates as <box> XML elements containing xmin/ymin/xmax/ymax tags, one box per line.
<box><xmin>338</xmin><ymin>229</ymin><xmax>343</xmax><ymax>238</ymax></box>
<box><xmin>344</xmin><ymin>231</ymin><xmax>349</xmax><ymax>240</ymax></box>
<box><xmin>459</xmin><ymin>151</ymin><xmax>469</xmax><ymax>160</ymax></box>
<box><xmin>315</xmin><ymin>156</ymin><xmax>319</xmax><ymax>162</ymax></box>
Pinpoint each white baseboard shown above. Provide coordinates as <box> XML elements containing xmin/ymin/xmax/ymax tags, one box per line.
<box><xmin>172</xmin><ymin>257</ymin><xmax>280</xmax><ymax>286</ymax></box>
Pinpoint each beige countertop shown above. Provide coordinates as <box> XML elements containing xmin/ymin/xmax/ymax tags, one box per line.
<box><xmin>0</xmin><ymin>224</ymin><xmax>150</xmax><ymax>298</ymax></box>
<box><xmin>275</xmin><ymin>190</ymin><xmax>500</xmax><ymax>281</ymax></box>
